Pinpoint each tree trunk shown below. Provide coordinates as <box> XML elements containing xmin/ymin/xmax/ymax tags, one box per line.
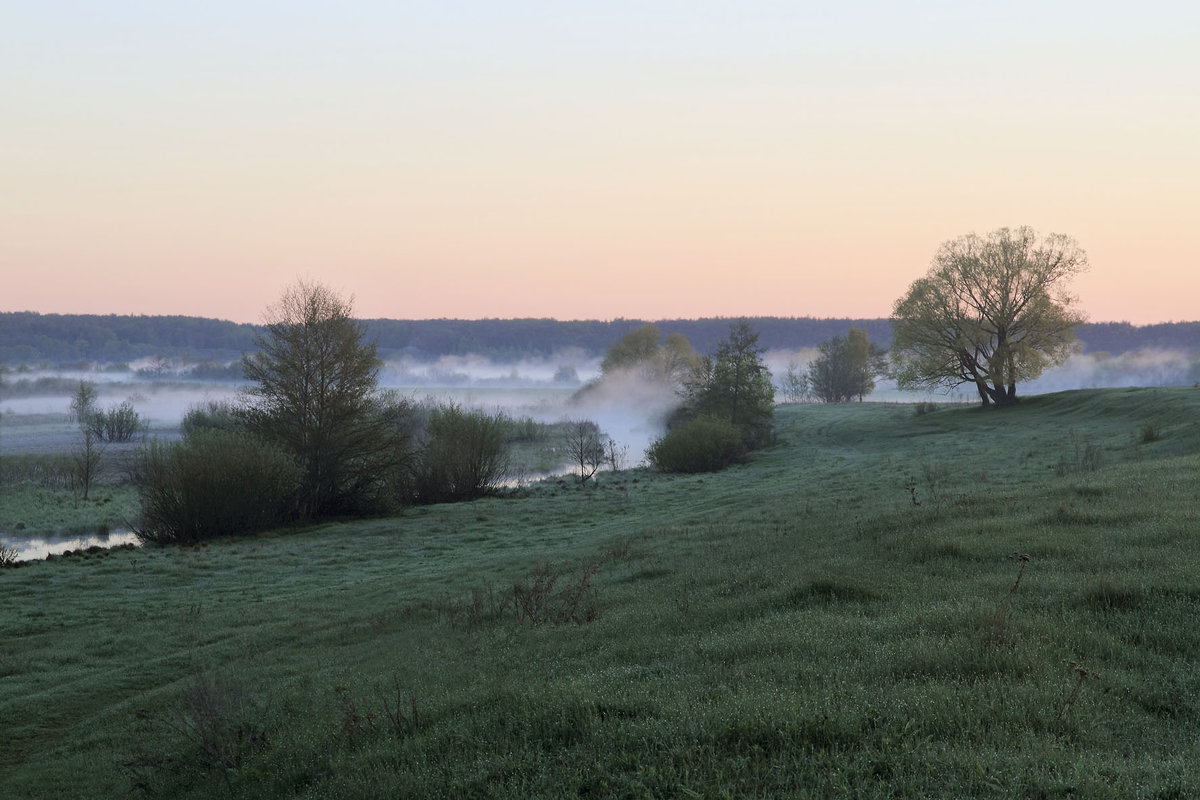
<box><xmin>975</xmin><ymin>380</ymin><xmax>992</xmax><ymax>407</ymax></box>
<box><xmin>992</xmin><ymin>383</ymin><xmax>1019</xmax><ymax>407</ymax></box>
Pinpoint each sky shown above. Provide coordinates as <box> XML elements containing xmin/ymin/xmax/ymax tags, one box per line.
<box><xmin>2</xmin><ymin>1</ymin><xmax>1197</xmax><ymax>325</ymax></box>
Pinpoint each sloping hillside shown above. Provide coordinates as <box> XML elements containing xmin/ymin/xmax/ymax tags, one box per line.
<box><xmin>3</xmin><ymin>388</ymin><xmax>1199</xmax><ymax>798</ymax></box>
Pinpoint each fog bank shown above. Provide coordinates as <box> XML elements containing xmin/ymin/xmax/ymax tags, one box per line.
<box><xmin>769</xmin><ymin>348</ymin><xmax>1200</xmax><ymax>403</ymax></box>
<box><xmin>8</xmin><ymin>348</ymin><xmax>1195</xmax><ymax>463</ymax></box>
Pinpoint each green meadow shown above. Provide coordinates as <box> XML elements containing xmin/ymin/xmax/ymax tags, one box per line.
<box><xmin>3</xmin><ymin>388</ymin><xmax>1199</xmax><ymax>798</ymax></box>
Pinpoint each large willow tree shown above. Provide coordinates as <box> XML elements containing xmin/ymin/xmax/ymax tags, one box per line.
<box><xmin>891</xmin><ymin>227</ymin><xmax>1088</xmax><ymax>407</ymax></box>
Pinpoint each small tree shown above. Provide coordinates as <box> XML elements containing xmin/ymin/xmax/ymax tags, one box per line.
<box><xmin>600</xmin><ymin>324</ymin><xmax>700</xmax><ymax>387</ymax></box>
<box><xmin>181</xmin><ymin>400</ymin><xmax>243</xmax><ymax>438</ymax></box>
<box><xmin>69</xmin><ymin>381</ymin><xmax>104</xmax><ymax>500</ymax></box>
<box><xmin>891</xmin><ymin>227</ymin><xmax>1087</xmax><ymax>407</ymax></box>
<box><xmin>91</xmin><ymin>400</ymin><xmax>146</xmax><ymax>442</ymax></box>
<box><xmin>805</xmin><ymin>327</ymin><xmax>888</xmax><ymax>403</ymax></box>
<box><xmin>69</xmin><ymin>380</ymin><xmax>98</xmax><ymax>426</ymax></box>
<box><xmin>562</xmin><ymin>419</ymin><xmax>606</xmax><ymax>484</ymax></box>
<box><xmin>780</xmin><ymin>356</ymin><xmax>809</xmax><ymax>404</ymax></box>
<box><xmin>659</xmin><ymin>332</ymin><xmax>702</xmax><ymax>387</ymax></box>
<box><xmin>553</xmin><ymin>365</ymin><xmax>579</xmax><ymax>385</ymax></box>
<box><xmin>605</xmin><ymin>438</ymin><xmax>628</xmax><ymax>473</ymax></box>
<box><xmin>600</xmin><ymin>325</ymin><xmax>662</xmax><ymax>374</ymax></box>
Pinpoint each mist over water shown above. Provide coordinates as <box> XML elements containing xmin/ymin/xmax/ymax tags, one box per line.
<box><xmin>564</xmin><ymin>367</ymin><xmax>681</xmax><ymax>464</ymax></box>
<box><xmin>0</xmin><ymin>353</ymin><xmax>679</xmax><ymax>464</ymax></box>
<box><xmin>0</xmin><ymin>381</ymin><xmax>245</xmax><ymax>425</ymax></box>
<box><xmin>377</xmin><ymin>358</ymin><xmax>677</xmax><ymax>465</ymax></box>
<box><xmin>379</xmin><ymin>350</ymin><xmax>596</xmax><ymax>387</ymax></box>
<box><xmin>4</xmin><ymin>348</ymin><xmax>1198</xmax><ymax>460</ymax></box>
<box><xmin>4</xmin><ymin>346</ymin><xmax>1195</xmax><ymax>558</ymax></box>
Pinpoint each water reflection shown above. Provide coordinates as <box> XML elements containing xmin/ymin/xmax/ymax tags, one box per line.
<box><xmin>0</xmin><ymin>531</ymin><xmax>141</xmax><ymax>562</ymax></box>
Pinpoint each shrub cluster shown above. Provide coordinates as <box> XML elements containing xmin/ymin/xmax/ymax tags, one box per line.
<box><xmin>411</xmin><ymin>404</ymin><xmax>508</xmax><ymax>503</ymax></box>
<box><xmin>646</xmin><ymin>415</ymin><xmax>746</xmax><ymax>473</ymax></box>
<box><xmin>180</xmin><ymin>400</ymin><xmax>243</xmax><ymax>438</ymax></box>
<box><xmin>127</xmin><ymin>284</ymin><xmax>619</xmax><ymax>543</ymax></box>
<box><xmin>134</xmin><ymin>398</ymin><xmax>526</xmax><ymax>541</ymax></box>
<box><xmin>134</xmin><ymin>429</ymin><xmax>300</xmax><ymax>544</ymax></box>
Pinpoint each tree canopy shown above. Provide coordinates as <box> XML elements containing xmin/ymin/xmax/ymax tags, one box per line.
<box><xmin>600</xmin><ymin>324</ymin><xmax>701</xmax><ymax>387</ymax></box>
<box><xmin>890</xmin><ymin>227</ymin><xmax>1088</xmax><ymax>407</ymax></box>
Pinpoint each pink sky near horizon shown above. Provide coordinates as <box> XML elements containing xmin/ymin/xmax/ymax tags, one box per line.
<box><xmin>3</xmin><ymin>3</ymin><xmax>1197</xmax><ymax>326</ymax></box>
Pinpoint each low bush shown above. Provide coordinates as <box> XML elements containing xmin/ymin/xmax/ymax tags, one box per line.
<box><xmin>123</xmin><ymin>668</ymin><xmax>268</xmax><ymax>795</ymax></box>
<box><xmin>1055</xmin><ymin>430</ymin><xmax>1105</xmax><ymax>476</ymax></box>
<box><xmin>90</xmin><ymin>400</ymin><xmax>145</xmax><ymax>443</ymax></box>
<box><xmin>498</xmin><ymin>415</ymin><xmax>540</xmax><ymax>444</ymax></box>
<box><xmin>436</xmin><ymin>562</ymin><xmax>601</xmax><ymax>629</ymax></box>
<box><xmin>180</xmin><ymin>400</ymin><xmax>244</xmax><ymax>438</ymax></box>
<box><xmin>647</xmin><ymin>414</ymin><xmax>746</xmax><ymax>473</ymax></box>
<box><xmin>133</xmin><ymin>429</ymin><xmax>300</xmax><ymax>544</ymax></box>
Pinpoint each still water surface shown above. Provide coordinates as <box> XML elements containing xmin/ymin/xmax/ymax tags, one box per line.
<box><xmin>1</xmin><ymin>530</ymin><xmax>141</xmax><ymax>561</ymax></box>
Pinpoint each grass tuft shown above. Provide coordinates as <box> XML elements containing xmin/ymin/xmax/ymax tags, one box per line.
<box><xmin>783</xmin><ymin>577</ymin><xmax>882</xmax><ymax>606</ymax></box>
<box><xmin>1085</xmin><ymin>575</ymin><xmax>1144</xmax><ymax>610</ymax></box>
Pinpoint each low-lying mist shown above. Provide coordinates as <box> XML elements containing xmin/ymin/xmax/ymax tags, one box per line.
<box><xmin>0</xmin><ymin>352</ymin><xmax>680</xmax><ymax>467</ymax></box>
<box><xmin>4</xmin><ymin>348</ymin><xmax>1197</xmax><ymax>463</ymax></box>
<box><xmin>1023</xmin><ymin>349</ymin><xmax>1200</xmax><ymax>393</ymax></box>
<box><xmin>563</xmin><ymin>367</ymin><xmax>681</xmax><ymax>463</ymax></box>
<box><xmin>769</xmin><ymin>348</ymin><xmax>1200</xmax><ymax>403</ymax></box>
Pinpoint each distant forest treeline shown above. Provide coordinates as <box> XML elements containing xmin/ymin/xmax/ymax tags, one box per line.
<box><xmin>2</xmin><ymin>311</ymin><xmax>1199</xmax><ymax>365</ymax></box>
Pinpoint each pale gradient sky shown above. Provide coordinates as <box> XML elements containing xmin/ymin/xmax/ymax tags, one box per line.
<box><xmin>2</xmin><ymin>1</ymin><xmax>1197</xmax><ymax>324</ymax></box>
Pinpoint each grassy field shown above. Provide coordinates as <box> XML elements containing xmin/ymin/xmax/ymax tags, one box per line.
<box><xmin>0</xmin><ymin>421</ymin><xmax>143</xmax><ymax>541</ymax></box>
<box><xmin>3</xmin><ymin>388</ymin><xmax>1199</xmax><ymax>798</ymax></box>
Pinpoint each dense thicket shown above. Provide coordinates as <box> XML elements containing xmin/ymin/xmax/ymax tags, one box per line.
<box><xmin>134</xmin><ymin>429</ymin><xmax>301</xmax><ymax>544</ymax></box>
<box><xmin>411</xmin><ymin>404</ymin><xmax>509</xmax><ymax>503</ymax></box>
